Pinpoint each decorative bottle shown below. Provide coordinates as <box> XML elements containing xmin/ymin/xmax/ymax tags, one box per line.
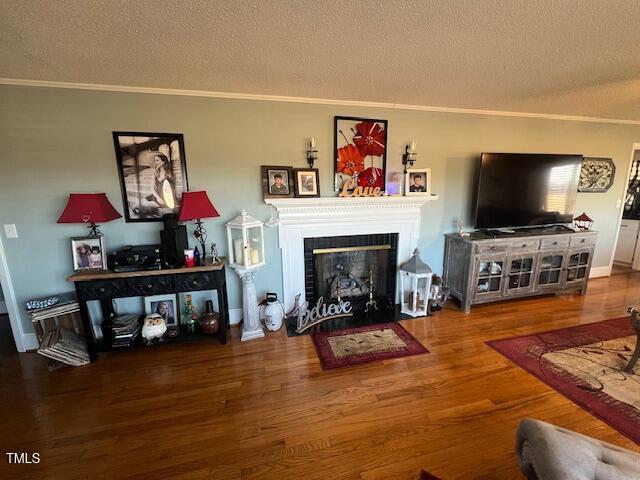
<box><xmin>181</xmin><ymin>294</ymin><xmax>196</xmax><ymax>335</ymax></box>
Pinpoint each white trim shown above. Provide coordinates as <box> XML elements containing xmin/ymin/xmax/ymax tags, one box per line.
<box><xmin>2</xmin><ymin>77</ymin><xmax>640</xmax><ymax>126</ymax></box>
<box><xmin>589</xmin><ymin>265</ymin><xmax>612</xmax><ymax>278</ymax></box>
<box><xmin>266</xmin><ymin>196</ymin><xmax>435</xmax><ymax>311</ymax></box>
<box><xmin>0</xmin><ymin>301</ymin><xmax>6</xmax><ymax>315</ymax></box>
<box><xmin>22</xmin><ymin>333</ymin><xmax>39</xmax><ymax>351</ymax></box>
<box><xmin>0</xmin><ymin>235</ymin><xmax>27</xmax><ymax>352</ymax></box>
<box><xmin>609</xmin><ymin>143</ymin><xmax>640</xmax><ymax>273</ymax></box>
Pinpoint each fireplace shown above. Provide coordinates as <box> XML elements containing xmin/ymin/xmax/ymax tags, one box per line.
<box><xmin>304</xmin><ymin>234</ymin><xmax>398</xmax><ymax>311</ymax></box>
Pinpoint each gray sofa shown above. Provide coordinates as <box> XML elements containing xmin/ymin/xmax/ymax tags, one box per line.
<box><xmin>516</xmin><ymin>419</ymin><xmax>640</xmax><ymax>479</ymax></box>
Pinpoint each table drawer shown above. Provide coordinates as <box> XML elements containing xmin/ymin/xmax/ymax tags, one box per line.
<box><xmin>569</xmin><ymin>235</ymin><xmax>596</xmax><ymax>248</ymax></box>
<box><xmin>127</xmin><ymin>275</ymin><xmax>173</xmax><ymax>296</ymax></box>
<box><xmin>540</xmin><ymin>237</ymin><xmax>569</xmax><ymax>250</ymax></box>
<box><xmin>174</xmin><ymin>272</ymin><xmax>215</xmax><ymax>292</ymax></box>
<box><xmin>510</xmin><ymin>239</ymin><xmax>540</xmax><ymax>251</ymax></box>
<box><xmin>78</xmin><ymin>279</ymin><xmax>128</xmax><ymax>300</ymax></box>
<box><xmin>475</xmin><ymin>243</ymin><xmax>509</xmax><ymax>254</ymax></box>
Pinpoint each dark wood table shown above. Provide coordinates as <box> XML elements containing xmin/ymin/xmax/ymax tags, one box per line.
<box><xmin>68</xmin><ymin>262</ymin><xmax>229</xmax><ymax>362</ymax></box>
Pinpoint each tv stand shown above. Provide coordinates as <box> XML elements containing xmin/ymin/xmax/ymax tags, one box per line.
<box><xmin>443</xmin><ymin>229</ymin><xmax>597</xmax><ymax>313</ymax></box>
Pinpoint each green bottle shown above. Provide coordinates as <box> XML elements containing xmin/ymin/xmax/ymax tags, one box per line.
<box><xmin>181</xmin><ymin>294</ymin><xmax>195</xmax><ymax>334</ymax></box>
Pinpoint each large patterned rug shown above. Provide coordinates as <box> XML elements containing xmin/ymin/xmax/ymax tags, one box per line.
<box><xmin>487</xmin><ymin>317</ymin><xmax>640</xmax><ymax>444</ymax></box>
<box><xmin>311</xmin><ymin>322</ymin><xmax>428</xmax><ymax>370</ymax></box>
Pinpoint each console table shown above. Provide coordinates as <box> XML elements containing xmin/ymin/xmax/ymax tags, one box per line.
<box><xmin>68</xmin><ymin>262</ymin><xmax>229</xmax><ymax>362</ymax></box>
<box><xmin>444</xmin><ymin>229</ymin><xmax>598</xmax><ymax>313</ymax></box>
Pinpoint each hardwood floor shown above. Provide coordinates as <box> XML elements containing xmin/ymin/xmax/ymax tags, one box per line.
<box><xmin>2</xmin><ymin>272</ymin><xmax>639</xmax><ymax>479</ymax></box>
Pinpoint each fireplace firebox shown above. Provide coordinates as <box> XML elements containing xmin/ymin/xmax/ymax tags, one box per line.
<box><xmin>304</xmin><ymin>234</ymin><xmax>398</xmax><ymax>311</ymax></box>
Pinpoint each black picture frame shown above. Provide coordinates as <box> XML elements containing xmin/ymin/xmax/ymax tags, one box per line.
<box><xmin>334</xmin><ymin>116</ymin><xmax>388</xmax><ymax>192</ymax></box>
<box><xmin>293</xmin><ymin>168</ymin><xmax>320</xmax><ymax>198</ymax></box>
<box><xmin>113</xmin><ymin>131</ymin><xmax>189</xmax><ymax>222</ymax></box>
<box><xmin>261</xmin><ymin>165</ymin><xmax>294</xmax><ymax>199</ymax></box>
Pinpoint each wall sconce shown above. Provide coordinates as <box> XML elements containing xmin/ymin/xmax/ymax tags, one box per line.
<box><xmin>402</xmin><ymin>140</ymin><xmax>417</xmax><ymax>173</ymax></box>
<box><xmin>307</xmin><ymin>137</ymin><xmax>318</xmax><ymax>168</ymax></box>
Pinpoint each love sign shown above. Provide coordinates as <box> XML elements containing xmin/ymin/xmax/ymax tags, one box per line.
<box><xmin>338</xmin><ymin>178</ymin><xmax>383</xmax><ymax>198</ymax></box>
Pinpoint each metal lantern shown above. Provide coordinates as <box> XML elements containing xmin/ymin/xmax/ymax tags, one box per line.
<box><xmin>226</xmin><ymin>209</ymin><xmax>265</xmax><ymax>269</ymax></box>
<box><xmin>399</xmin><ymin>248</ymin><xmax>433</xmax><ymax>318</ymax></box>
<box><xmin>573</xmin><ymin>212</ymin><xmax>593</xmax><ymax>231</ymax></box>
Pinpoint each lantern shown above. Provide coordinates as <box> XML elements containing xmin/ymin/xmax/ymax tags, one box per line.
<box><xmin>573</xmin><ymin>212</ymin><xmax>593</xmax><ymax>231</ymax></box>
<box><xmin>399</xmin><ymin>248</ymin><xmax>433</xmax><ymax>318</ymax></box>
<box><xmin>225</xmin><ymin>209</ymin><xmax>265</xmax><ymax>269</ymax></box>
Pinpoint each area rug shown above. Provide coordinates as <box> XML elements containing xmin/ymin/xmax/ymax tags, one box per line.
<box><xmin>487</xmin><ymin>317</ymin><xmax>640</xmax><ymax>444</ymax></box>
<box><xmin>311</xmin><ymin>322</ymin><xmax>428</xmax><ymax>370</ymax></box>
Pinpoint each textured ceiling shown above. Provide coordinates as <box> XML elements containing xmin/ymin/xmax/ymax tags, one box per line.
<box><xmin>2</xmin><ymin>0</ymin><xmax>640</xmax><ymax>121</ymax></box>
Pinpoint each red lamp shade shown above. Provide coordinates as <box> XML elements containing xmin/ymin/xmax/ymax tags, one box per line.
<box><xmin>178</xmin><ymin>191</ymin><xmax>220</xmax><ymax>221</ymax></box>
<box><xmin>57</xmin><ymin>193</ymin><xmax>122</xmax><ymax>224</ymax></box>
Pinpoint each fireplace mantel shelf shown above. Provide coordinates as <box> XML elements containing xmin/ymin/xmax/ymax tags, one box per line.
<box><xmin>265</xmin><ymin>195</ymin><xmax>438</xmax><ymax>213</ymax></box>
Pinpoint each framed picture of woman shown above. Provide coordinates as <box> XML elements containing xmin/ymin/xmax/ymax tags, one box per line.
<box><xmin>113</xmin><ymin>132</ymin><xmax>189</xmax><ymax>222</ymax></box>
<box><xmin>144</xmin><ymin>294</ymin><xmax>178</xmax><ymax>327</ymax></box>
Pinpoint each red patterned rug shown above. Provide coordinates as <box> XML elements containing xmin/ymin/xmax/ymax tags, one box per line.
<box><xmin>487</xmin><ymin>317</ymin><xmax>640</xmax><ymax>444</ymax></box>
<box><xmin>419</xmin><ymin>470</ymin><xmax>441</xmax><ymax>480</ymax></box>
<box><xmin>311</xmin><ymin>322</ymin><xmax>428</xmax><ymax>370</ymax></box>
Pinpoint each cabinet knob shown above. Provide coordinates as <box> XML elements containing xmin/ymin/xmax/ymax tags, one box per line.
<box><xmin>99</xmin><ymin>287</ymin><xmax>106</xmax><ymax>293</ymax></box>
<box><xmin>192</xmin><ymin>280</ymin><xmax>198</xmax><ymax>286</ymax></box>
<box><xmin>147</xmin><ymin>284</ymin><xmax>153</xmax><ymax>289</ymax></box>
<box><xmin>521</xmin><ymin>243</ymin><xmax>526</xmax><ymax>248</ymax></box>
<box><xmin>553</xmin><ymin>241</ymin><xmax>558</xmax><ymax>245</ymax></box>
<box><xmin>490</xmin><ymin>246</ymin><xmax>495</xmax><ymax>251</ymax></box>
<box><xmin>580</xmin><ymin>239</ymin><xmax>585</xmax><ymax>243</ymax></box>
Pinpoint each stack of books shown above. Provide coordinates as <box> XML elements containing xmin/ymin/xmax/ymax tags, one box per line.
<box><xmin>111</xmin><ymin>314</ymin><xmax>142</xmax><ymax>348</ymax></box>
<box><xmin>37</xmin><ymin>328</ymin><xmax>90</xmax><ymax>367</ymax></box>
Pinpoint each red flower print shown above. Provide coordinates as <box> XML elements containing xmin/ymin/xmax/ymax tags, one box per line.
<box><xmin>337</xmin><ymin>144</ymin><xmax>365</xmax><ymax>176</ymax></box>
<box><xmin>353</xmin><ymin>122</ymin><xmax>385</xmax><ymax>157</ymax></box>
<box><xmin>358</xmin><ymin>167</ymin><xmax>384</xmax><ymax>189</ymax></box>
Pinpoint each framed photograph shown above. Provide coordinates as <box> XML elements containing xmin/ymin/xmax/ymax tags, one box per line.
<box><xmin>71</xmin><ymin>235</ymin><xmax>107</xmax><ymax>272</ymax></box>
<box><xmin>261</xmin><ymin>166</ymin><xmax>294</xmax><ymax>198</ymax></box>
<box><xmin>113</xmin><ymin>132</ymin><xmax>189</xmax><ymax>222</ymax></box>
<box><xmin>294</xmin><ymin>168</ymin><xmax>320</xmax><ymax>197</ymax></box>
<box><xmin>405</xmin><ymin>168</ymin><xmax>431</xmax><ymax>196</ymax></box>
<box><xmin>334</xmin><ymin>116</ymin><xmax>387</xmax><ymax>192</ymax></box>
<box><xmin>144</xmin><ymin>294</ymin><xmax>178</xmax><ymax>327</ymax></box>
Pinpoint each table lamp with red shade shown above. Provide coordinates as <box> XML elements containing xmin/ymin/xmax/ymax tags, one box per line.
<box><xmin>178</xmin><ymin>191</ymin><xmax>220</xmax><ymax>261</ymax></box>
<box><xmin>57</xmin><ymin>193</ymin><xmax>122</xmax><ymax>237</ymax></box>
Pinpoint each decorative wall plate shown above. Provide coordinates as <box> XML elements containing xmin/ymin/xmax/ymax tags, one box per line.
<box><xmin>578</xmin><ymin>157</ymin><xmax>615</xmax><ymax>192</ymax></box>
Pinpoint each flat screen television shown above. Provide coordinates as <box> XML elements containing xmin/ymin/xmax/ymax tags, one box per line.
<box><xmin>475</xmin><ymin>153</ymin><xmax>582</xmax><ymax>229</ymax></box>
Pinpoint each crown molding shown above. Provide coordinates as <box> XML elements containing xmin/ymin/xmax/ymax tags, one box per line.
<box><xmin>2</xmin><ymin>77</ymin><xmax>640</xmax><ymax>125</ymax></box>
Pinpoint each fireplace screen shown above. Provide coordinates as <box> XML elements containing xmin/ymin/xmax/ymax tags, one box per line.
<box><xmin>313</xmin><ymin>245</ymin><xmax>391</xmax><ymax>301</ymax></box>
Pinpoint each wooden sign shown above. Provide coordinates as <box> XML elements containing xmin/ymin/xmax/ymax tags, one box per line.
<box><xmin>338</xmin><ymin>178</ymin><xmax>383</xmax><ymax>198</ymax></box>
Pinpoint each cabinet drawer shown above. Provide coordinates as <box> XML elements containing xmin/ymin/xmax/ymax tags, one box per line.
<box><xmin>78</xmin><ymin>279</ymin><xmax>128</xmax><ymax>300</ymax></box>
<box><xmin>510</xmin><ymin>239</ymin><xmax>540</xmax><ymax>251</ymax></box>
<box><xmin>540</xmin><ymin>237</ymin><xmax>569</xmax><ymax>250</ymax></box>
<box><xmin>174</xmin><ymin>272</ymin><xmax>215</xmax><ymax>292</ymax></box>
<box><xmin>569</xmin><ymin>235</ymin><xmax>596</xmax><ymax>248</ymax></box>
<box><xmin>127</xmin><ymin>275</ymin><xmax>173</xmax><ymax>296</ymax></box>
<box><xmin>475</xmin><ymin>243</ymin><xmax>509</xmax><ymax>254</ymax></box>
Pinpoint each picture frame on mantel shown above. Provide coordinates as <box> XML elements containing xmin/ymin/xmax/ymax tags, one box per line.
<box><xmin>261</xmin><ymin>166</ymin><xmax>294</xmax><ymax>199</ymax></box>
<box><xmin>334</xmin><ymin>116</ymin><xmax>387</xmax><ymax>192</ymax></box>
<box><xmin>113</xmin><ymin>132</ymin><xmax>189</xmax><ymax>222</ymax></box>
<box><xmin>293</xmin><ymin>168</ymin><xmax>320</xmax><ymax>198</ymax></box>
<box><xmin>405</xmin><ymin>168</ymin><xmax>432</xmax><ymax>196</ymax></box>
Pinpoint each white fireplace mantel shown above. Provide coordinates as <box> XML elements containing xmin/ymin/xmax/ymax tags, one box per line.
<box><xmin>265</xmin><ymin>196</ymin><xmax>438</xmax><ymax>311</ymax></box>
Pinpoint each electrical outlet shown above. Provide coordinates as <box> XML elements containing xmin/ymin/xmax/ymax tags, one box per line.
<box><xmin>3</xmin><ymin>224</ymin><xmax>18</xmax><ymax>238</ymax></box>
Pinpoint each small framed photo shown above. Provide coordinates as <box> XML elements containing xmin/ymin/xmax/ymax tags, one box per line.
<box><xmin>294</xmin><ymin>168</ymin><xmax>320</xmax><ymax>197</ymax></box>
<box><xmin>405</xmin><ymin>168</ymin><xmax>431</xmax><ymax>196</ymax></box>
<box><xmin>71</xmin><ymin>235</ymin><xmax>107</xmax><ymax>272</ymax></box>
<box><xmin>261</xmin><ymin>166</ymin><xmax>294</xmax><ymax>198</ymax></box>
<box><xmin>144</xmin><ymin>294</ymin><xmax>178</xmax><ymax>327</ymax></box>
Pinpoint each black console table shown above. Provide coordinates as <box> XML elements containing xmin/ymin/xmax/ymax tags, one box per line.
<box><xmin>68</xmin><ymin>262</ymin><xmax>229</xmax><ymax>362</ymax></box>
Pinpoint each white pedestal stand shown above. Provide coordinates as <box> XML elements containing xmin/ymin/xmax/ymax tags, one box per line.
<box><xmin>233</xmin><ymin>266</ymin><xmax>265</xmax><ymax>341</ymax></box>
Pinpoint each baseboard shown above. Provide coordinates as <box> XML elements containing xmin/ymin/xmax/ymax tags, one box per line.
<box><xmin>229</xmin><ymin>308</ymin><xmax>242</xmax><ymax>326</ymax></box>
<box><xmin>589</xmin><ymin>265</ymin><xmax>611</xmax><ymax>278</ymax></box>
<box><xmin>22</xmin><ymin>333</ymin><xmax>39</xmax><ymax>351</ymax></box>
<box><xmin>0</xmin><ymin>300</ymin><xmax>6</xmax><ymax>314</ymax></box>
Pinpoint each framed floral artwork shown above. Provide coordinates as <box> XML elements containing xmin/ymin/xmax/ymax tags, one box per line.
<box><xmin>578</xmin><ymin>157</ymin><xmax>615</xmax><ymax>192</ymax></box>
<box><xmin>334</xmin><ymin>116</ymin><xmax>387</xmax><ymax>192</ymax></box>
